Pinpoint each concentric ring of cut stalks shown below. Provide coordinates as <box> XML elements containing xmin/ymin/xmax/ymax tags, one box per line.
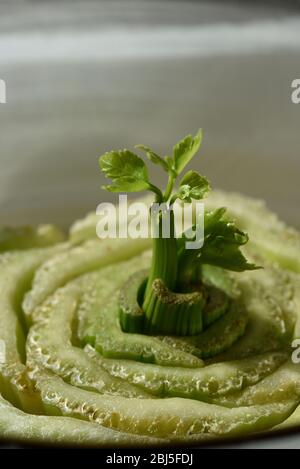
<box><xmin>0</xmin><ymin>191</ymin><xmax>299</xmax><ymax>444</ymax></box>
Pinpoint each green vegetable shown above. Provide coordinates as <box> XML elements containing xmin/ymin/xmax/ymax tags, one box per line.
<box><xmin>0</xmin><ymin>224</ymin><xmax>65</xmax><ymax>252</ymax></box>
<box><xmin>135</xmin><ymin>144</ymin><xmax>169</xmax><ymax>172</ymax></box>
<box><xmin>0</xmin><ymin>393</ymin><xmax>159</xmax><ymax>447</ymax></box>
<box><xmin>119</xmin><ymin>269</ymin><xmax>230</xmax><ymax>337</ymax></box>
<box><xmin>144</xmin><ymin>208</ymin><xmax>178</xmax><ymax>299</ymax></box>
<box><xmin>174</xmin><ymin>170</ymin><xmax>210</xmax><ymax>203</ymax></box>
<box><xmin>172</xmin><ymin>129</ymin><xmax>203</xmax><ymax>176</ymax></box>
<box><xmin>119</xmin><ymin>270</ymin><xmax>147</xmax><ymax>334</ymax></box>
<box><xmin>99</xmin><ymin>131</ymin><xmax>259</xmax><ymax>335</ymax></box>
<box><xmin>143</xmin><ymin>278</ymin><xmax>205</xmax><ymax>336</ymax></box>
<box><xmin>100</xmin><ymin>149</ymin><xmax>162</xmax><ymax>199</ymax></box>
<box><xmin>213</xmin><ymin>362</ymin><xmax>300</xmax><ymax>408</ymax></box>
<box><xmin>34</xmin><ymin>369</ymin><xmax>297</xmax><ymax>440</ymax></box>
<box><xmin>77</xmin><ymin>258</ymin><xmax>245</xmax><ymax>361</ymax></box>
<box><xmin>23</xmin><ymin>237</ymin><xmax>151</xmax><ymax>320</ymax></box>
<box><xmin>86</xmin><ymin>345</ymin><xmax>287</xmax><ymax>402</ymax></box>
<box><xmin>0</xmin><ymin>188</ymin><xmax>299</xmax><ymax>446</ymax></box>
<box><xmin>27</xmin><ymin>281</ymin><xmax>151</xmax><ymax>399</ymax></box>
<box><xmin>0</xmin><ymin>245</ymin><xmax>67</xmax><ymax>413</ymax></box>
<box><xmin>76</xmin><ymin>257</ymin><xmax>204</xmax><ymax>367</ymax></box>
<box><xmin>159</xmin><ymin>301</ymin><xmax>248</xmax><ymax>359</ymax></box>
<box><xmin>177</xmin><ymin>208</ymin><xmax>259</xmax><ymax>285</ymax></box>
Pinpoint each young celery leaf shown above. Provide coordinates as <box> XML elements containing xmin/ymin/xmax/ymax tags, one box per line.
<box><xmin>204</xmin><ymin>209</ymin><xmax>249</xmax><ymax>244</ymax></box>
<box><xmin>177</xmin><ymin>170</ymin><xmax>210</xmax><ymax>203</ymax></box>
<box><xmin>179</xmin><ymin>208</ymin><xmax>259</xmax><ymax>275</ymax></box>
<box><xmin>204</xmin><ymin>207</ymin><xmax>227</xmax><ymax>232</ymax></box>
<box><xmin>165</xmin><ymin>155</ymin><xmax>176</xmax><ymax>175</ymax></box>
<box><xmin>135</xmin><ymin>144</ymin><xmax>169</xmax><ymax>172</ymax></box>
<box><xmin>199</xmin><ymin>209</ymin><xmax>259</xmax><ymax>271</ymax></box>
<box><xmin>172</xmin><ymin>129</ymin><xmax>202</xmax><ymax>176</ymax></box>
<box><xmin>99</xmin><ymin>150</ymin><xmax>160</xmax><ymax>195</ymax></box>
<box><xmin>199</xmin><ymin>241</ymin><xmax>258</xmax><ymax>271</ymax></box>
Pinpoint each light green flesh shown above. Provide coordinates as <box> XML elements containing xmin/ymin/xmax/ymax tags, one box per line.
<box><xmin>0</xmin><ymin>393</ymin><xmax>160</xmax><ymax>446</ymax></box>
<box><xmin>0</xmin><ymin>224</ymin><xmax>66</xmax><ymax>252</ymax></box>
<box><xmin>85</xmin><ymin>345</ymin><xmax>288</xmax><ymax>401</ymax></box>
<box><xmin>0</xmin><ymin>244</ymin><xmax>68</xmax><ymax>412</ymax></box>
<box><xmin>0</xmin><ymin>191</ymin><xmax>299</xmax><ymax>446</ymax></box>
<box><xmin>27</xmin><ymin>282</ymin><xmax>152</xmax><ymax>399</ymax></box>
<box><xmin>23</xmin><ymin>237</ymin><xmax>151</xmax><ymax>320</ymax></box>
<box><xmin>77</xmin><ymin>256</ymin><xmax>204</xmax><ymax>367</ymax></box>
<box><xmin>34</xmin><ymin>369</ymin><xmax>297</xmax><ymax>441</ymax></box>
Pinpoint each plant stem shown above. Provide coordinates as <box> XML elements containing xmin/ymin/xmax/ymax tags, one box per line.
<box><xmin>143</xmin><ymin>207</ymin><xmax>177</xmax><ymax>312</ymax></box>
<box><xmin>148</xmin><ymin>184</ymin><xmax>164</xmax><ymax>203</ymax></box>
<box><xmin>177</xmin><ymin>249</ymin><xmax>200</xmax><ymax>286</ymax></box>
<box><xmin>163</xmin><ymin>173</ymin><xmax>175</xmax><ymax>202</ymax></box>
<box><xmin>143</xmin><ymin>279</ymin><xmax>205</xmax><ymax>335</ymax></box>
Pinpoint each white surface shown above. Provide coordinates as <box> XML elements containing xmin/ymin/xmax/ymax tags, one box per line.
<box><xmin>1</xmin><ymin>19</ymin><xmax>300</xmax><ymax>63</ymax></box>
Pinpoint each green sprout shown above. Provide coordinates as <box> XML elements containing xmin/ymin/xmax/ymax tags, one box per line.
<box><xmin>99</xmin><ymin>130</ymin><xmax>259</xmax><ymax>336</ymax></box>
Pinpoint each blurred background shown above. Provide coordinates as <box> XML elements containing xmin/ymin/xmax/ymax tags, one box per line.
<box><xmin>0</xmin><ymin>0</ymin><xmax>299</xmax><ymax>228</ymax></box>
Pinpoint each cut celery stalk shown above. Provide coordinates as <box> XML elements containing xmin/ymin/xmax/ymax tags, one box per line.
<box><xmin>158</xmin><ymin>301</ymin><xmax>247</xmax><ymax>359</ymax></box>
<box><xmin>0</xmin><ymin>190</ymin><xmax>299</xmax><ymax>446</ymax></box>
<box><xmin>0</xmin><ymin>225</ymin><xmax>65</xmax><ymax>252</ymax></box>
<box><xmin>85</xmin><ymin>345</ymin><xmax>287</xmax><ymax>401</ymax></box>
<box><xmin>23</xmin><ymin>238</ymin><xmax>151</xmax><ymax>319</ymax></box>
<box><xmin>26</xmin><ymin>281</ymin><xmax>151</xmax><ymax>399</ymax></box>
<box><xmin>0</xmin><ymin>392</ymin><xmax>160</xmax><ymax>446</ymax></box>
<box><xmin>34</xmin><ymin>369</ymin><xmax>297</xmax><ymax>440</ymax></box>
<box><xmin>119</xmin><ymin>270</ymin><xmax>147</xmax><ymax>334</ymax></box>
<box><xmin>77</xmin><ymin>257</ymin><xmax>204</xmax><ymax>367</ymax></box>
<box><xmin>213</xmin><ymin>362</ymin><xmax>300</xmax><ymax>408</ymax></box>
<box><xmin>210</xmin><ymin>265</ymin><xmax>295</xmax><ymax>363</ymax></box>
<box><xmin>0</xmin><ymin>245</ymin><xmax>67</xmax><ymax>412</ymax></box>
